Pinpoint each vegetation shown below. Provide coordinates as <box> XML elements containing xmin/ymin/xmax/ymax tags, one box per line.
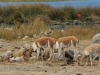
<box><xmin>51</xmin><ymin>26</ymin><xmax>99</xmax><ymax>40</ymax></box>
<box><xmin>0</xmin><ymin>4</ymin><xmax>100</xmax><ymax>40</ymax></box>
<box><xmin>0</xmin><ymin>4</ymin><xmax>100</xmax><ymax>24</ymax></box>
<box><xmin>0</xmin><ymin>17</ymin><xmax>47</xmax><ymax>40</ymax></box>
<box><xmin>0</xmin><ymin>17</ymin><xmax>99</xmax><ymax>40</ymax></box>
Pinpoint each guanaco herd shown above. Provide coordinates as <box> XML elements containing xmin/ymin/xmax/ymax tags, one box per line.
<box><xmin>1</xmin><ymin>34</ymin><xmax>100</xmax><ymax>66</ymax></box>
<box><xmin>23</xmin><ymin>35</ymin><xmax>100</xmax><ymax>66</ymax></box>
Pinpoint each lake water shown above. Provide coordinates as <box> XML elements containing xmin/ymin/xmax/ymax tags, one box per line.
<box><xmin>0</xmin><ymin>1</ymin><xmax>100</xmax><ymax>8</ymax></box>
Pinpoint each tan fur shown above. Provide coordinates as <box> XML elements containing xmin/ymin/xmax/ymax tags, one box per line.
<box><xmin>57</xmin><ymin>36</ymin><xmax>79</xmax><ymax>61</ymax></box>
<box><xmin>32</xmin><ymin>37</ymin><xmax>56</xmax><ymax>61</ymax></box>
<box><xmin>23</xmin><ymin>46</ymin><xmax>33</xmax><ymax>61</ymax></box>
<box><xmin>79</xmin><ymin>54</ymin><xmax>85</xmax><ymax>62</ymax></box>
<box><xmin>44</xmin><ymin>29</ymin><xmax>52</xmax><ymax>37</ymax></box>
<box><xmin>34</xmin><ymin>37</ymin><xmax>55</xmax><ymax>48</ymax></box>
<box><xmin>57</xmin><ymin>36</ymin><xmax>79</xmax><ymax>47</ymax></box>
<box><xmin>78</xmin><ymin>43</ymin><xmax>100</xmax><ymax>66</ymax></box>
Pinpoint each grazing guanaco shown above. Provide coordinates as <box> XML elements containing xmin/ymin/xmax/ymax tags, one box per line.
<box><xmin>78</xmin><ymin>43</ymin><xmax>100</xmax><ymax>66</ymax></box>
<box><xmin>31</xmin><ymin>37</ymin><xmax>56</xmax><ymax>61</ymax></box>
<box><xmin>55</xmin><ymin>36</ymin><xmax>79</xmax><ymax>61</ymax></box>
<box><xmin>23</xmin><ymin>46</ymin><xmax>33</xmax><ymax>61</ymax></box>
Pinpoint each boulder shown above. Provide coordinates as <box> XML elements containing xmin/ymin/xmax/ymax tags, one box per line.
<box><xmin>23</xmin><ymin>44</ymin><xmax>31</xmax><ymax>51</ymax></box>
<box><xmin>65</xmin><ymin>50</ymin><xmax>74</xmax><ymax>64</ymax></box>
<box><xmin>57</xmin><ymin>50</ymin><xmax>74</xmax><ymax>62</ymax></box>
<box><xmin>65</xmin><ymin>50</ymin><xmax>74</xmax><ymax>60</ymax></box>
<box><xmin>91</xmin><ymin>33</ymin><xmax>100</xmax><ymax>44</ymax></box>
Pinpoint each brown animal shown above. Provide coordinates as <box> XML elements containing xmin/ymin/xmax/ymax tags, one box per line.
<box><xmin>23</xmin><ymin>46</ymin><xmax>33</xmax><ymax>61</ymax></box>
<box><xmin>55</xmin><ymin>36</ymin><xmax>79</xmax><ymax>61</ymax></box>
<box><xmin>78</xmin><ymin>43</ymin><xmax>100</xmax><ymax>66</ymax></box>
<box><xmin>31</xmin><ymin>37</ymin><xmax>56</xmax><ymax>61</ymax></box>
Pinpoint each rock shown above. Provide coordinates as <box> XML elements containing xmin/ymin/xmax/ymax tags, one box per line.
<box><xmin>61</xmin><ymin>22</ymin><xmax>70</xmax><ymax>25</ymax></box>
<box><xmin>0</xmin><ymin>46</ymin><xmax>2</xmax><ymax>48</ymax></box>
<box><xmin>22</xmin><ymin>36</ymin><xmax>29</xmax><ymax>40</ymax></box>
<box><xmin>65</xmin><ymin>50</ymin><xmax>74</xmax><ymax>64</ymax></box>
<box><xmin>52</xmin><ymin>22</ymin><xmax>60</xmax><ymax>25</ymax></box>
<box><xmin>91</xmin><ymin>33</ymin><xmax>100</xmax><ymax>44</ymax></box>
<box><xmin>14</xmin><ymin>46</ymin><xmax>20</xmax><ymax>49</ymax></box>
<box><xmin>45</xmin><ymin>70</ymin><xmax>47</xmax><ymax>72</ymax></box>
<box><xmin>76</xmin><ymin>73</ymin><xmax>82</xmax><ymax>75</ymax></box>
<box><xmin>23</xmin><ymin>44</ymin><xmax>31</xmax><ymax>51</ymax></box>
<box><xmin>65</xmin><ymin>50</ymin><xmax>74</xmax><ymax>60</ymax></box>
<box><xmin>33</xmin><ymin>34</ymin><xmax>39</xmax><ymax>39</ymax></box>
<box><xmin>55</xmin><ymin>50</ymin><xmax>74</xmax><ymax>61</ymax></box>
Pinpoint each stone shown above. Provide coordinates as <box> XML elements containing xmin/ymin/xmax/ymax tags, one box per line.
<box><xmin>91</xmin><ymin>33</ymin><xmax>100</xmax><ymax>44</ymax></box>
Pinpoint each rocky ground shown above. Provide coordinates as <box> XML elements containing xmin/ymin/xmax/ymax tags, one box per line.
<box><xmin>0</xmin><ymin>39</ymin><xmax>100</xmax><ymax>75</ymax></box>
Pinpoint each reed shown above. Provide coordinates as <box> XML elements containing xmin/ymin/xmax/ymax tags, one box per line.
<box><xmin>0</xmin><ymin>4</ymin><xmax>100</xmax><ymax>24</ymax></box>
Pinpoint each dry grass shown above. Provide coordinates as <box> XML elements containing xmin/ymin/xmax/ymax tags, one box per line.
<box><xmin>51</xmin><ymin>26</ymin><xmax>99</xmax><ymax>40</ymax></box>
<box><xmin>0</xmin><ymin>22</ymin><xmax>99</xmax><ymax>40</ymax></box>
<box><xmin>0</xmin><ymin>8</ymin><xmax>99</xmax><ymax>40</ymax></box>
<box><xmin>0</xmin><ymin>17</ymin><xmax>47</xmax><ymax>40</ymax></box>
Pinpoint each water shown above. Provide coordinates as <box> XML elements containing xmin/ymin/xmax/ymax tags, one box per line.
<box><xmin>0</xmin><ymin>1</ymin><xmax>100</xmax><ymax>8</ymax></box>
<box><xmin>47</xmin><ymin>25</ymin><xmax>67</xmax><ymax>30</ymax></box>
<box><xmin>0</xmin><ymin>23</ymin><xmax>13</xmax><ymax>28</ymax></box>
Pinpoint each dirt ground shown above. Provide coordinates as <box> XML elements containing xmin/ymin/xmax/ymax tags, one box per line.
<box><xmin>0</xmin><ymin>39</ymin><xmax>100</xmax><ymax>75</ymax></box>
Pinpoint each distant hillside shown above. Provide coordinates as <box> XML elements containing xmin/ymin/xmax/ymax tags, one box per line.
<box><xmin>0</xmin><ymin>0</ymin><xmax>89</xmax><ymax>2</ymax></box>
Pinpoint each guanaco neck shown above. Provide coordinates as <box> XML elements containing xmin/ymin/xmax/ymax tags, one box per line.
<box><xmin>29</xmin><ymin>46</ymin><xmax>33</xmax><ymax>53</ymax></box>
<box><xmin>79</xmin><ymin>53</ymin><xmax>86</xmax><ymax>62</ymax></box>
